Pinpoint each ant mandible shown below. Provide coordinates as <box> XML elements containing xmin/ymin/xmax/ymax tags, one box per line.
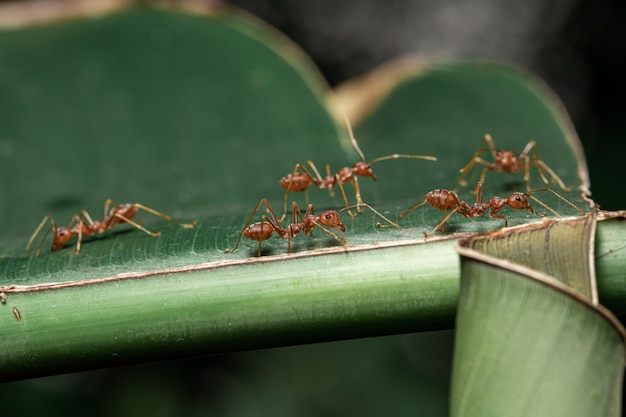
<box><xmin>26</xmin><ymin>199</ymin><xmax>196</xmax><ymax>256</ymax></box>
<box><xmin>378</xmin><ymin>182</ymin><xmax>583</xmax><ymax>236</ymax></box>
<box><xmin>225</xmin><ymin>198</ymin><xmax>400</xmax><ymax>256</ymax></box>
<box><xmin>278</xmin><ymin>116</ymin><xmax>436</xmax><ymax>220</ymax></box>
<box><xmin>456</xmin><ymin>134</ymin><xmax>571</xmax><ymax>193</ymax></box>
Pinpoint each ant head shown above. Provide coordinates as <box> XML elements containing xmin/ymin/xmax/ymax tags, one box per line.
<box><xmin>507</xmin><ymin>193</ymin><xmax>535</xmax><ymax>213</ymax></box>
<box><xmin>352</xmin><ymin>161</ymin><xmax>376</xmax><ymax>180</ymax></box>
<box><xmin>51</xmin><ymin>227</ymin><xmax>74</xmax><ymax>251</ymax></box>
<box><xmin>319</xmin><ymin>210</ymin><xmax>346</xmax><ymax>231</ymax></box>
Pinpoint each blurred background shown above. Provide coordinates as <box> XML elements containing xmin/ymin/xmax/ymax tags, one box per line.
<box><xmin>230</xmin><ymin>0</ymin><xmax>626</xmax><ymax>210</ymax></box>
<box><xmin>0</xmin><ymin>0</ymin><xmax>624</xmax><ymax>416</ymax></box>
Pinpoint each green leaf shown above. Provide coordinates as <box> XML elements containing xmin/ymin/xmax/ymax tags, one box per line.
<box><xmin>457</xmin><ymin>214</ymin><xmax>598</xmax><ymax>302</ymax></box>
<box><xmin>0</xmin><ymin>3</ymin><xmax>601</xmax><ymax>380</ymax></box>
<box><xmin>452</xmin><ymin>215</ymin><xmax>625</xmax><ymax>416</ymax></box>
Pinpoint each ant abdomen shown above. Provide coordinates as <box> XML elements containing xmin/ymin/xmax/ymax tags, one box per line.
<box><xmin>425</xmin><ymin>189</ymin><xmax>460</xmax><ymax>211</ymax></box>
<box><xmin>243</xmin><ymin>222</ymin><xmax>276</xmax><ymax>242</ymax></box>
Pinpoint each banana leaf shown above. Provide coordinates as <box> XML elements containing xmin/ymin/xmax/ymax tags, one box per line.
<box><xmin>452</xmin><ymin>214</ymin><xmax>625</xmax><ymax>416</ymax></box>
<box><xmin>0</xmin><ymin>2</ymin><xmax>620</xmax><ymax>384</ymax></box>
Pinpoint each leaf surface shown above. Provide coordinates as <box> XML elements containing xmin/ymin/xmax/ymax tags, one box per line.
<box><xmin>0</xmin><ymin>3</ymin><xmax>597</xmax><ymax>379</ymax></box>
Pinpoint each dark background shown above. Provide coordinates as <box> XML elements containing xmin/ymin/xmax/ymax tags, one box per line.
<box><xmin>230</xmin><ymin>0</ymin><xmax>626</xmax><ymax>210</ymax></box>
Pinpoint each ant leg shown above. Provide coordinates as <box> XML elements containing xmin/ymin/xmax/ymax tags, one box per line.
<box><xmin>296</xmin><ymin>201</ymin><xmax>309</xmax><ymax>220</ymax></box>
<box><xmin>132</xmin><ymin>203</ymin><xmax>196</xmax><ymax>228</ymax></box>
<box><xmin>473</xmin><ymin>166</ymin><xmax>492</xmax><ymax>194</ymax></box>
<box><xmin>475</xmin><ymin>181</ymin><xmax>484</xmax><ymax>204</ymax></box>
<box><xmin>26</xmin><ymin>215</ymin><xmax>55</xmax><ymax>256</ymax></box>
<box><xmin>427</xmin><ymin>208</ymin><xmax>460</xmax><ymax>237</ymax></box>
<box><xmin>518</xmin><ymin>140</ymin><xmax>537</xmax><ymax>160</ymax></box>
<box><xmin>519</xmin><ymin>143</ymin><xmax>546</xmax><ymax>190</ymax></box>
<box><xmin>519</xmin><ymin>141</ymin><xmax>542</xmax><ymax>191</ymax></box>
<box><xmin>376</xmin><ymin>199</ymin><xmax>431</xmax><ymax>228</ymax></box>
<box><xmin>306</xmin><ymin>161</ymin><xmax>326</xmax><ymax>190</ymax></box>
<box><xmin>334</xmin><ymin>175</ymin><xmax>358</xmax><ymax>217</ymax></box>
<box><xmin>456</xmin><ymin>134</ymin><xmax>496</xmax><ymax>190</ymax></box>
<box><xmin>110</xmin><ymin>211</ymin><xmax>169</xmax><ymax>238</ymax></box>
<box><xmin>323</xmin><ymin>164</ymin><xmax>336</xmax><ymax>197</ymax></box>
<box><xmin>280</xmin><ymin>188</ymin><xmax>291</xmax><ymax>223</ymax></box>
<box><xmin>104</xmin><ymin>198</ymin><xmax>116</xmax><ymax>219</ymax></box>
<box><xmin>440</xmin><ymin>209</ymin><xmax>448</xmax><ymax>234</ymax></box>
<box><xmin>225</xmin><ymin>198</ymin><xmax>282</xmax><ymax>253</ymax></box>
<box><xmin>456</xmin><ymin>156</ymin><xmax>478</xmax><ymax>190</ymax></box>
<box><xmin>457</xmin><ymin>157</ymin><xmax>498</xmax><ymax>192</ymax></box>
<box><xmin>73</xmin><ymin>216</ymin><xmax>84</xmax><ymax>254</ymax></box>
<box><xmin>483</xmin><ymin>134</ymin><xmax>498</xmax><ymax>160</ymax></box>
<box><xmin>257</xmin><ymin>217</ymin><xmax>265</xmax><ymax>257</ymax></box>
<box><xmin>531</xmin><ymin>160</ymin><xmax>572</xmax><ymax>192</ymax></box>
<box><xmin>488</xmin><ymin>212</ymin><xmax>510</xmax><ymax>228</ymax></box>
<box><xmin>287</xmin><ymin>224</ymin><xmax>292</xmax><ymax>253</ymax></box>
<box><xmin>343</xmin><ymin>203</ymin><xmax>402</xmax><ymax>229</ymax></box>
<box><xmin>79</xmin><ymin>209</ymin><xmax>96</xmax><ymax>227</ymax></box>
<box><xmin>281</xmin><ymin>164</ymin><xmax>304</xmax><ymax>221</ymax></box>
<box><xmin>286</xmin><ymin>203</ymin><xmax>307</xmax><ymax>253</ymax></box>
<box><xmin>110</xmin><ymin>214</ymin><xmax>158</xmax><ymax>237</ymax></box>
<box><xmin>518</xmin><ymin>142</ymin><xmax>571</xmax><ymax>192</ymax></box>
<box><xmin>350</xmin><ymin>177</ymin><xmax>365</xmax><ymax>213</ymax></box>
<box><xmin>310</xmin><ymin>219</ymin><xmax>346</xmax><ymax>246</ymax></box>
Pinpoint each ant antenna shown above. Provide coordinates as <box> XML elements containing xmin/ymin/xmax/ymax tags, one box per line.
<box><xmin>342</xmin><ymin>114</ymin><xmax>436</xmax><ymax>165</ymax></box>
<box><xmin>527</xmin><ymin>188</ymin><xmax>585</xmax><ymax>217</ymax></box>
<box><xmin>343</xmin><ymin>114</ymin><xmax>367</xmax><ymax>162</ymax></box>
<box><xmin>26</xmin><ymin>215</ymin><xmax>56</xmax><ymax>257</ymax></box>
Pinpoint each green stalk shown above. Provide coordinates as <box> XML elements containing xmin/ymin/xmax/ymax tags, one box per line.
<box><xmin>0</xmin><ymin>215</ymin><xmax>625</xmax><ymax>381</ymax></box>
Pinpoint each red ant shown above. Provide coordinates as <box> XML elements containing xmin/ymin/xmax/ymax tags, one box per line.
<box><xmin>26</xmin><ymin>199</ymin><xmax>196</xmax><ymax>256</ymax></box>
<box><xmin>279</xmin><ymin>116</ymin><xmax>436</xmax><ymax>220</ymax></box>
<box><xmin>225</xmin><ymin>198</ymin><xmax>399</xmax><ymax>256</ymax></box>
<box><xmin>377</xmin><ymin>182</ymin><xmax>583</xmax><ymax>236</ymax></box>
<box><xmin>456</xmin><ymin>134</ymin><xmax>571</xmax><ymax>193</ymax></box>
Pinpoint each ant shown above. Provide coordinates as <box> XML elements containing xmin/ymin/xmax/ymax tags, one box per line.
<box><xmin>26</xmin><ymin>199</ymin><xmax>196</xmax><ymax>256</ymax></box>
<box><xmin>225</xmin><ymin>198</ymin><xmax>400</xmax><ymax>256</ymax></box>
<box><xmin>456</xmin><ymin>134</ymin><xmax>571</xmax><ymax>193</ymax></box>
<box><xmin>377</xmin><ymin>182</ymin><xmax>584</xmax><ymax>236</ymax></box>
<box><xmin>279</xmin><ymin>116</ymin><xmax>436</xmax><ymax>220</ymax></box>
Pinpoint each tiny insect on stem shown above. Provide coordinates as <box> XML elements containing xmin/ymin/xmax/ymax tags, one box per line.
<box><xmin>225</xmin><ymin>199</ymin><xmax>403</xmax><ymax>256</ymax></box>
<box><xmin>26</xmin><ymin>199</ymin><xmax>196</xmax><ymax>256</ymax></box>
<box><xmin>378</xmin><ymin>182</ymin><xmax>583</xmax><ymax>236</ymax></box>
<box><xmin>456</xmin><ymin>134</ymin><xmax>572</xmax><ymax>193</ymax></box>
<box><xmin>224</xmin><ymin>198</ymin><xmax>347</xmax><ymax>257</ymax></box>
<box><xmin>278</xmin><ymin>115</ymin><xmax>436</xmax><ymax>220</ymax></box>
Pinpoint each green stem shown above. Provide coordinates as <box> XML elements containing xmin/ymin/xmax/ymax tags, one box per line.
<box><xmin>0</xmin><ymin>218</ymin><xmax>624</xmax><ymax>381</ymax></box>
